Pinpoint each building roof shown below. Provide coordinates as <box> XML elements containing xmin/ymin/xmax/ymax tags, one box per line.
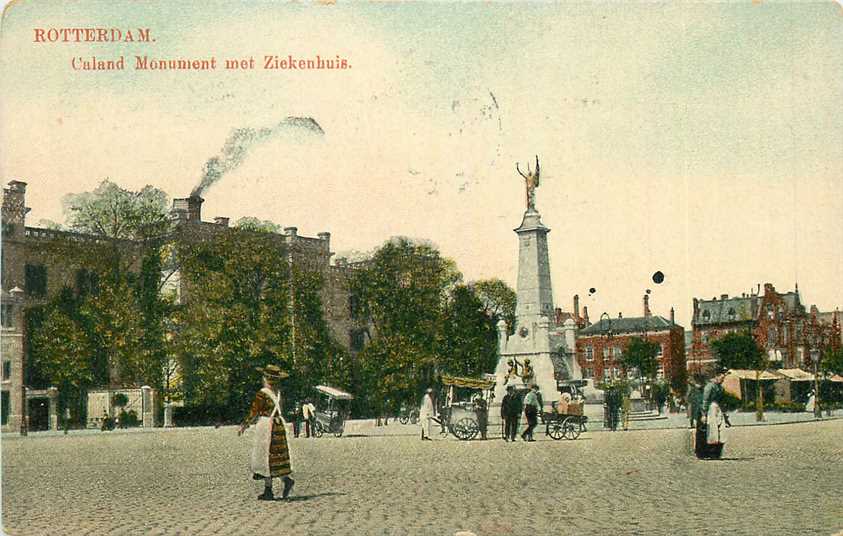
<box><xmin>579</xmin><ymin>315</ymin><xmax>676</xmax><ymax>337</ymax></box>
<box><xmin>694</xmin><ymin>296</ymin><xmax>756</xmax><ymax>326</ymax></box>
<box><xmin>726</xmin><ymin>369</ymin><xmax>784</xmax><ymax>380</ymax></box>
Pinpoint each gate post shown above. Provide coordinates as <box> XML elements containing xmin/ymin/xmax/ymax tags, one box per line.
<box><xmin>48</xmin><ymin>386</ymin><xmax>59</xmax><ymax>431</ymax></box>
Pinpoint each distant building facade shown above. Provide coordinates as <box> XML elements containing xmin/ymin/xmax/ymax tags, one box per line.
<box><xmin>1</xmin><ymin>181</ymin><xmax>364</xmax><ymax>432</ymax></box>
<box><xmin>575</xmin><ymin>294</ymin><xmax>686</xmax><ymax>389</ymax></box>
<box><xmin>689</xmin><ymin>283</ymin><xmax>840</xmax><ymax>374</ymax></box>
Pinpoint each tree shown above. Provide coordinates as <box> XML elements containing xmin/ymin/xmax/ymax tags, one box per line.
<box><xmin>234</xmin><ymin>217</ymin><xmax>283</xmax><ymax>234</ymax></box>
<box><xmin>27</xmin><ymin>288</ymin><xmax>96</xmax><ymax>423</ymax></box>
<box><xmin>437</xmin><ymin>285</ymin><xmax>498</xmax><ymax>378</ymax></box>
<box><xmin>62</xmin><ymin>180</ymin><xmax>171</xmax><ymax>241</ymax></box>
<box><xmin>711</xmin><ymin>331</ymin><xmax>766</xmax><ymax>421</ymax></box>
<box><xmin>621</xmin><ymin>337</ymin><xmax>660</xmax><ymax>385</ymax></box>
<box><xmin>470</xmin><ymin>278</ymin><xmax>516</xmax><ymax>335</ymax></box>
<box><xmin>349</xmin><ymin>237</ymin><xmax>462</xmax><ymax>415</ymax></box>
<box><xmin>173</xmin><ymin>227</ymin><xmax>339</xmax><ymax>418</ymax></box>
<box><xmin>820</xmin><ymin>347</ymin><xmax>843</xmax><ymax>377</ymax></box>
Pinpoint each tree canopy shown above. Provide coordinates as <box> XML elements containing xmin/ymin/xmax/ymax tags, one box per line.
<box><xmin>711</xmin><ymin>331</ymin><xmax>765</xmax><ymax>371</ymax></box>
<box><xmin>620</xmin><ymin>337</ymin><xmax>660</xmax><ymax>381</ymax></box>
<box><xmin>62</xmin><ymin>180</ymin><xmax>171</xmax><ymax>241</ymax></box>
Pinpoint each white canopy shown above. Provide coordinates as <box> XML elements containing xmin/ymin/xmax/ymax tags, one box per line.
<box><xmin>776</xmin><ymin>368</ymin><xmax>815</xmax><ymax>382</ymax></box>
<box><xmin>314</xmin><ymin>385</ymin><xmax>354</xmax><ymax>400</ymax></box>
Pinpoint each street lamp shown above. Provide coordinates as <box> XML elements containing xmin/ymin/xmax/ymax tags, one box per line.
<box><xmin>9</xmin><ymin>286</ymin><xmax>26</xmax><ymax>436</ymax></box>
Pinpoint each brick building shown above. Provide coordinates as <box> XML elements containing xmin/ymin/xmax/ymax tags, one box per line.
<box><xmin>688</xmin><ymin>283</ymin><xmax>840</xmax><ymax>374</ymax></box>
<box><xmin>1</xmin><ymin>181</ymin><xmax>364</xmax><ymax>432</ymax></box>
<box><xmin>574</xmin><ymin>294</ymin><xmax>686</xmax><ymax>388</ymax></box>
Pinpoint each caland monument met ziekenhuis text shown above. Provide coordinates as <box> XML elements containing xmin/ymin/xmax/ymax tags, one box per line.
<box><xmin>491</xmin><ymin>157</ymin><xmax>581</xmax><ymax>415</ymax></box>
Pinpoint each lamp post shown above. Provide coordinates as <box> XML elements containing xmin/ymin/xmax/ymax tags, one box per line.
<box><xmin>809</xmin><ymin>348</ymin><xmax>821</xmax><ymax>418</ymax></box>
<box><xmin>9</xmin><ymin>286</ymin><xmax>27</xmax><ymax>436</ymax></box>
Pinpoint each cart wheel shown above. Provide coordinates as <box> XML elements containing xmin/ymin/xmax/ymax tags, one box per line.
<box><xmin>451</xmin><ymin>417</ymin><xmax>479</xmax><ymax>441</ymax></box>
<box><xmin>399</xmin><ymin>416</ymin><xmax>409</xmax><ymax>425</ymax></box>
<box><xmin>333</xmin><ymin>427</ymin><xmax>343</xmax><ymax>438</ymax></box>
<box><xmin>313</xmin><ymin>421</ymin><xmax>324</xmax><ymax>438</ymax></box>
<box><xmin>562</xmin><ymin>417</ymin><xmax>581</xmax><ymax>440</ymax></box>
<box><xmin>546</xmin><ymin>421</ymin><xmax>565</xmax><ymax>440</ymax></box>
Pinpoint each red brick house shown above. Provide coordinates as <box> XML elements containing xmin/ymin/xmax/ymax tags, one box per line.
<box><xmin>575</xmin><ymin>295</ymin><xmax>686</xmax><ymax>389</ymax></box>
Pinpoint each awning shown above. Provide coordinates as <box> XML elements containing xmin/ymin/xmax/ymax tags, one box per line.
<box><xmin>829</xmin><ymin>374</ymin><xmax>843</xmax><ymax>383</ymax></box>
<box><xmin>776</xmin><ymin>368</ymin><xmax>815</xmax><ymax>382</ymax></box>
<box><xmin>441</xmin><ymin>374</ymin><xmax>496</xmax><ymax>390</ymax></box>
<box><xmin>727</xmin><ymin>369</ymin><xmax>785</xmax><ymax>380</ymax></box>
<box><xmin>314</xmin><ymin>385</ymin><xmax>354</xmax><ymax>400</ymax></box>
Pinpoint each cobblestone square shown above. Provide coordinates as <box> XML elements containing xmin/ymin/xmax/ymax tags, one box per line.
<box><xmin>2</xmin><ymin>420</ymin><xmax>842</xmax><ymax>536</ymax></box>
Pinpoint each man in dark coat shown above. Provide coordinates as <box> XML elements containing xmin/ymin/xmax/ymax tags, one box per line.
<box><xmin>501</xmin><ymin>385</ymin><xmax>522</xmax><ymax>441</ymax></box>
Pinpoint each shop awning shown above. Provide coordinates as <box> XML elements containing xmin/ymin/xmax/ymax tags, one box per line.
<box><xmin>441</xmin><ymin>374</ymin><xmax>496</xmax><ymax>390</ymax></box>
<box><xmin>727</xmin><ymin>369</ymin><xmax>785</xmax><ymax>380</ymax></box>
<box><xmin>776</xmin><ymin>368</ymin><xmax>815</xmax><ymax>382</ymax></box>
<box><xmin>829</xmin><ymin>374</ymin><xmax>843</xmax><ymax>383</ymax></box>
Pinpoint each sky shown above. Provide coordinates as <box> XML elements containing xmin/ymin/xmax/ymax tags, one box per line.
<box><xmin>1</xmin><ymin>0</ymin><xmax>842</xmax><ymax>328</ymax></box>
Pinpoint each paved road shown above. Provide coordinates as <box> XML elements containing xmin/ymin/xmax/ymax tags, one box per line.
<box><xmin>3</xmin><ymin>420</ymin><xmax>842</xmax><ymax>536</ymax></box>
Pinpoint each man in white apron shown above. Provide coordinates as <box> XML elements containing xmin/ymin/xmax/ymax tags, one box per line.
<box><xmin>419</xmin><ymin>388</ymin><xmax>435</xmax><ymax>440</ymax></box>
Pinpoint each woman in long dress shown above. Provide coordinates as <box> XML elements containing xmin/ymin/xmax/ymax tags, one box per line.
<box><xmin>238</xmin><ymin>364</ymin><xmax>295</xmax><ymax>500</ymax></box>
<box><xmin>698</xmin><ymin>370</ymin><xmax>727</xmax><ymax>459</ymax></box>
<box><xmin>419</xmin><ymin>388</ymin><xmax>435</xmax><ymax>440</ymax></box>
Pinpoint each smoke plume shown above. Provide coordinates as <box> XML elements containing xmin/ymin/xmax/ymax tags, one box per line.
<box><xmin>191</xmin><ymin>116</ymin><xmax>324</xmax><ymax>197</ymax></box>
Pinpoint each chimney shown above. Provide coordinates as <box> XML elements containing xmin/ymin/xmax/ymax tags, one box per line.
<box><xmin>618</xmin><ymin>312</ymin><xmax>623</xmax><ymax>319</ymax></box>
<box><xmin>554</xmin><ymin>307</ymin><xmax>563</xmax><ymax>324</ymax></box>
<box><xmin>171</xmin><ymin>195</ymin><xmax>204</xmax><ymax>223</ymax></box>
<box><xmin>573</xmin><ymin>294</ymin><xmax>580</xmax><ymax>320</ymax></box>
<box><xmin>720</xmin><ymin>294</ymin><xmax>728</xmax><ymax>300</ymax></box>
<box><xmin>284</xmin><ymin>227</ymin><xmax>298</xmax><ymax>239</ymax></box>
<box><xmin>2</xmin><ymin>180</ymin><xmax>30</xmax><ymax>237</ymax></box>
<box><xmin>317</xmin><ymin>231</ymin><xmax>331</xmax><ymax>251</ymax></box>
<box><xmin>582</xmin><ymin>306</ymin><xmax>590</xmax><ymax>326</ymax></box>
<box><xmin>213</xmin><ymin>217</ymin><xmax>229</xmax><ymax>227</ymax></box>
<box><xmin>643</xmin><ymin>294</ymin><xmax>651</xmax><ymax>318</ymax></box>
<box><xmin>670</xmin><ymin>307</ymin><xmax>675</xmax><ymax>325</ymax></box>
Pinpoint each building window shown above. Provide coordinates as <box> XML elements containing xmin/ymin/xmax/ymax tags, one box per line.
<box><xmin>348</xmin><ymin>294</ymin><xmax>361</xmax><ymax>320</ymax></box>
<box><xmin>1</xmin><ymin>391</ymin><xmax>9</xmax><ymax>425</ymax></box>
<box><xmin>25</xmin><ymin>264</ymin><xmax>48</xmax><ymax>297</ymax></box>
<box><xmin>582</xmin><ymin>368</ymin><xmax>593</xmax><ymax>379</ymax></box>
<box><xmin>349</xmin><ymin>329</ymin><xmax>366</xmax><ymax>352</ymax></box>
<box><xmin>0</xmin><ymin>304</ymin><xmax>13</xmax><ymax>328</ymax></box>
<box><xmin>612</xmin><ymin>367</ymin><xmax>620</xmax><ymax>379</ymax></box>
<box><xmin>613</xmin><ymin>346</ymin><xmax>622</xmax><ymax>358</ymax></box>
<box><xmin>657</xmin><ymin>344</ymin><xmax>664</xmax><ymax>357</ymax></box>
<box><xmin>585</xmin><ymin>346</ymin><xmax>593</xmax><ymax>361</ymax></box>
<box><xmin>727</xmin><ymin>308</ymin><xmax>736</xmax><ymax>321</ymax></box>
<box><xmin>603</xmin><ymin>347</ymin><xmax>610</xmax><ymax>359</ymax></box>
<box><xmin>1</xmin><ymin>361</ymin><xmax>10</xmax><ymax>381</ymax></box>
<box><xmin>702</xmin><ymin>310</ymin><xmax>711</xmax><ymax>321</ymax></box>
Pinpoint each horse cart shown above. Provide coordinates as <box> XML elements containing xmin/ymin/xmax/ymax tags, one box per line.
<box><xmin>312</xmin><ymin>385</ymin><xmax>353</xmax><ymax>438</ymax></box>
<box><xmin>435</xmin><ymin>374</ymin><xmax>496</xmax><ymax>441</ymax></box>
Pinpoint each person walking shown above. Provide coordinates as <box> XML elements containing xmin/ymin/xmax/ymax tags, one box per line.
<box><xmin>238</xmin><ymin>364</ymin><xmax>295</xmax><ymax>501</ymax></box>
<box><xmin>686</xmin><ymin>376</ymin><xmax>704</xmax><ymax>429</ymax></box>
<box><xmin>697</xmin><ymin>368</ymin><xmax>728</xmax><ymax>460</ymax></box>
<box><xmin>419</xmin><ymin>388</ymin><xmax>436</xmax><ymax>440</ymax></box>
<box><xmin>521</xmin><ymin>384</ymin><xmax>541</xmax><ymax>442</ymax></box>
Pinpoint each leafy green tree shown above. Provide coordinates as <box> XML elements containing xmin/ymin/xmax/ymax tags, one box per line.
<box><xmin>437</xmin><ymin>284</ymin><xmax>498</xmax><ymax>378</ymax></box>
<box><xmin>27</xmin><ymin>288</ymin><xmax>96</xmax><ymax>422</ymax></box>
<box><xmin>234</xmin><ymin>217</ymin><xmax>283</xmax><ymax>234</ymax></box>
<box><xmin>621</xmin><ymin>337</ymin><xmax>660</xmax><ymax>384</ymax></box>
<box><xmin>821</xmin><ymin>347</ymin><xmax>843</xmax><ymax>377</ymax></box>
<box><xmin>470</xmin><ymin>278</ymin><xmax>516</xmax><ymax>335</ymax></box>
<box><xmin>711</xmin><ymin>331</ymin><xmax>766</xmax><ymax>421</ymax></box>
<box><xmin>350</xmin><ymin>237</ymin><xmax>461</xmax><ymax>415</ymax></box>
<box><xmin>62</xmin><ymin>180</ymin><xmax>171</xmax><ymax>241</ymax></box>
